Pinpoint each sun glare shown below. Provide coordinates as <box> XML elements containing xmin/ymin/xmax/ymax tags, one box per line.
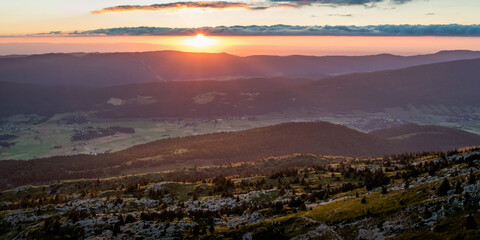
<box><xmin>182</xmin><ymin>33</ymin><xmax>218</xmax><ymax>49</ymax></box>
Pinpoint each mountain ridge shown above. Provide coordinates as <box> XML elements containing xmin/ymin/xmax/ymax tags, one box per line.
<box><xmin>1</xmin><ymin>50</ymin><xmax>480</xmax><ymax>87</ymax></box>
<box><xmin>2</xmin><ymin>57</ymin><xmax>480</xmax><ymax>117</ymax></box>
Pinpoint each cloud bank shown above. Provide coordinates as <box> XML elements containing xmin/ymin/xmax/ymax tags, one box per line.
<box><xmin>61</xmin><ymin>24</ymin><xmax>480</xmax><ymax>36</ymax></box>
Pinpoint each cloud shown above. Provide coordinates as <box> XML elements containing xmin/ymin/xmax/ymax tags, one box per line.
<box><xmin>328</xmin><ymin>13</ymin><xmax>353</xmax><ymax>16</ymax></box>
<box><xmin>269</xmin><ymin>0</ymin><xmax>381</xmax><ymax>5</ymax></box>
<box><xmin>58</xmin><ymin>24</ymin><xmax>480</xmax><ymax>36</ymax></box>
<box><xmin>391</xmin><ymin>0</ymin><xmax>413</xmax><ymax>3</ymax></box>
<box><xmin>268</xmin><ymin>0</ymin><xmax>413</xmax><ymax>5</ymax></box>
<box><xmin>91</xmin><ymin>1</ymin><xmax>298</xmax><ymax>14</ymax></box>
<box><xmin>91</xmin><ymin>0</ymin><xmax>415</xmax><ymax>14</ymax></box>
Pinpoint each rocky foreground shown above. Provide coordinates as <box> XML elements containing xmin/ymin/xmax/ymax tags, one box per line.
<box><xmin>1</xmin><ymin>150</ymin><xmax>479</xmax><ymax>239</ymax></box>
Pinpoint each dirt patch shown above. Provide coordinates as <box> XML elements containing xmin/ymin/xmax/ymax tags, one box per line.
<box><xmin>193</xmin><ymin>92</ymin><xmax>226</xmax><ymax>104</ymax></box>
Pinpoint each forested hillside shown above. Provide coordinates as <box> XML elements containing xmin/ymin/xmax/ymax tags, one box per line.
<box><xmin>1</xmin><ymin>122</ymin><xmax>479</xmax><ymax>190</ymax></box>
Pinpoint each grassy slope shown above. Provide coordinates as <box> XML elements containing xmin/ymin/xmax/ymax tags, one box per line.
<box><xmin>217</xmin><ymin>169</ymin><xmax>480</xmax><ymax>239</ymax></box>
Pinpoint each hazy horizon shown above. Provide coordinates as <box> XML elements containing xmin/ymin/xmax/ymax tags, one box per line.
<box><xmin>1</xmin><ymin>36</ymin><xmax>480</xmax><ymax>57</ymax></box>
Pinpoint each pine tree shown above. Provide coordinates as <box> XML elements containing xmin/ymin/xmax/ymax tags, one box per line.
<box><xmin>299</xmin><ymin>203</ymin><xmax>307</xmax><ymax>211</ymax></box>
<box><xmin>466</xmin><ymin>215</ymin><xmax>478</xmax><ymax>230</ymax></box>
<box><xmin>117</xmin><ymin>214</ymin><xmax>125</xmax><ymax>225</ymax></box>
<box><xmin>192</xmin><ymin>192</ymin><xmax>198</xmax><ymax>201</ymax></box>
<box><xmin>468</xmin><ymin>171</ymin><xmax>476</xmax><ymax>185</ymax></box>
<box><xmin>193</xmin><ymin>224</ymin><xmax>200</xmax><ymax>236</ymax></box>
<box><xmin>436</xmin><ymin>179</ymin><xmax>451</xmax><ymax>196</ymax></box>
<box><xmin>113</xmin><ymin>222</ymin><xmax>121</xmax><ymax>236</ymax></box>
<box><xmin>53</xmin><ymin>219</ymin><xmax>60</xmax><ymax>233</ymax></box>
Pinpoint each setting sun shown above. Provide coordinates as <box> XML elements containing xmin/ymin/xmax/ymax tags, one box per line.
<box><xmin>182</xmin><ymin>33</ymin><xmax>218</xmax><ymax>49</ymax></box>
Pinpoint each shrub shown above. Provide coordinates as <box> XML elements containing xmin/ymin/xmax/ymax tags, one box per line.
<box><xmin>124</xmin><ymin>215</ymin><xmax>136</xmax><ymax>224</ymax></box>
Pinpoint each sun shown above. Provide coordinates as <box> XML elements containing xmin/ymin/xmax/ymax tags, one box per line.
<box><xmin>182</xmin><ymin>33</ymin><xmax>218</xmax><ymax>49</ymax></box>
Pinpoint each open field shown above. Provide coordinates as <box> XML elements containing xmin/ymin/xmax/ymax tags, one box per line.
<box><xmin>1</xmin><ymin>106</ymin><xmax>480</xmax><ymax>160</ymax></box>
<box><xmin>0</xmin><ymin>112</ymin><xmax>291</xmax><ymax>160</ymax></box>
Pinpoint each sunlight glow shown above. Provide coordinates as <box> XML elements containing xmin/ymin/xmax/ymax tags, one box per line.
<box><xmin>3</xmin><ymin>36</ymin><xmax>480</xmax><ymax>56</ymax></box>
<box><xmin>182</xmin><ymin>33</ymin><xmax>218</xmax><ymax>49</ymax></box>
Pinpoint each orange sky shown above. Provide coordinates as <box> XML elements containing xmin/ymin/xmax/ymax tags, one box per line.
<box><xmin>0</xmin><ymin>36</ymin><xmax>479</xmax><ymax>56</ymax></box>
<box><xmin>1</xmin><ymin>0</ymin><xmax>480</xmax><ymax>36</ymax></box>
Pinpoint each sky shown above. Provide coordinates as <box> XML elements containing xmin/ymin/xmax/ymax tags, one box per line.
<box><xmin>0</xmin><ymin>0</ymin><xmax>479</xmax><ymax>36</ymax></box>
<box><xmin>0</xmin><ymin>0</ymin><xmax>479</xmax><ymax>56</ymax></box>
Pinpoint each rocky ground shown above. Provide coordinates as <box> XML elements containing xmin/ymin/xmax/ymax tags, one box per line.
<box><xmin>1</xmin><ymin>149</ymin><xmax>479</xmax><ymax>239</ymax></box>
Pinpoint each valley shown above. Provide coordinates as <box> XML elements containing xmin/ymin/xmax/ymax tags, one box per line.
<box><xmin>2</xmin><ymin>106</ymin><xmax>480</xmax><ymax>160</ymax></box>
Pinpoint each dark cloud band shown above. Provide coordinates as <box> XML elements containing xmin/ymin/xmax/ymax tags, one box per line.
<box><xmin>91</xmin><ymin>0</ymin><xmax>414</xmax><ymax>14</ymax></box>
<box><xmin>58</xmin><ymin>24</ymin><xmax>480</xmax><ymax>36</ymax></box>
<box><xmin>91</xmin><ymin>1</ymin><xmax>298</xmax><ymax>14</ymax></box>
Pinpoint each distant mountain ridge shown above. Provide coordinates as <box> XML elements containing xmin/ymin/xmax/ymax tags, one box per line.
<box><xmin>0</xmin><ymin>77</ymin><xmax>306</xmax><ymax>117</ymax></box>
<box><xmin>1</xmin><ymin>50</ymin><xmax>480</xmax><ymax>87</ymax></box>
<box><xmin>2</xmin><ymin>57</ymin><xmax>480</xmax><ymax>118</ymax></box>
<box><xmin>298</xmin><ymin>57</ymin><xmax>480</xmax><ymax>112</ymax></box>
